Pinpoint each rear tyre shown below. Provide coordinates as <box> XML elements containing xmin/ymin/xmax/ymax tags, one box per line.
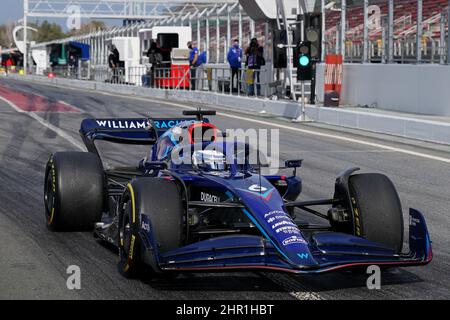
<box><xmin>118</xmin><ymin>178</ymin><xmax>184</xmax><ymax>278</ymax></box>
<box><xmin>44</xmin><ymin>152</ymin><xmax>105</xmax><ymax>231</ymax></box>
<box><xmin>348</xmin><ymin>173</ymin><xmax>404</xmax><ymax>253</ymax></box>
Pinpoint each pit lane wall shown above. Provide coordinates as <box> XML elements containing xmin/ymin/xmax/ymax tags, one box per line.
<box><xmin>316</xmin><ymin>63</ymin><xmax>450</xmax><ymax>117</ymax></box>
<box><xmin>7</xmin><ymin>74</ymin><xmax>450</xmax><ymax>146</ymax></box>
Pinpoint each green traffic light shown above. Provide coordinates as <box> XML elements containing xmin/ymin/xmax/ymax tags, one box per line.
<box><xmin>299</xmin><ymin>55</ymin><xmax>310</xmax><ymax>67</ymax></box>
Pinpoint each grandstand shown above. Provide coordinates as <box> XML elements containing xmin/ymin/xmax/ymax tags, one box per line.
<box><xmin>183</xmin><ymin>0</ymin><xmax>450</xmax><ymax>63</ymax></box>
<box><xmin>326</xmin><ymin>0</ymin><xmax>448</xmax><ymax>40</ymax></box>
<box><xmin>322</xmin><ymin>0</ymin><xmax>450</xmax><ymax>63</ymax></box>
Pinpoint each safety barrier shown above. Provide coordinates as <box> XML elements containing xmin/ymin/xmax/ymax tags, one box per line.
<box><xmin>53</xmin><ymin>64</ymin><xmax>272</xmax><ymax>99</ymax></box>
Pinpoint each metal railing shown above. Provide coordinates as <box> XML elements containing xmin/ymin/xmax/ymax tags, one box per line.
<box><xmin>83</xmin><ymin>64</ymin><xmax>273</xmax><ymax>99</ymax></box>
<box><xmin>328</xmin><ymin>38</ymin><xmax>447</xmax><ymax>64</ymax></box>
<box><xmin>180</xmin><ymin>65</ymin><xmax>272</xmax><ymax>98</ymax></box>
<box><xmin>48</xmin><ymin>62</ymin><xmax>92</xmax><ymax>79</ymax></box>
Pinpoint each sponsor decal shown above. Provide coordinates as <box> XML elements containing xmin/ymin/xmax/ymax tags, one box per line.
<box><xmin>264</xmin><ymin>210</ymin><xmax>285</xmax><ymax>218</ymax></box>
<box><xmin>200</xmin><ymin>192</ymin><xmax>220</xmax><ymax>203</ymax></box>
<box><xmin>297</xmin><ymin>253</ymin><xmax>309</xmax><ymax>259</ymax></box>
<box><xmin>410</xmin><ymin>216</ymin><xmax>420</xmax><ymax>227</ymax></box>
<box><xmin>154</xmin><ymin>120</ymin><xmax>185</xmax><ymax>129</ymax></box>
<box><xmin>267</xmin><ymin>215</ymin><xmax>292</xmax><ymax>224</ymax></box>
<box><xmin>264</xmin><ymin>211</ymin><xmax>295</xmax><ymax>225</ymax></box>
<box><xmin>238</xmin><ymin>186</ymin><xmax>275</xmax><ymax>200</ymax></box>
<box><xmin>248</xmin><ymin>184</ymin><xmax>267</xmax><ymax>192</ymax></box>
<box><xmin>95</xmin><ymin>119</ymin><xmax>185</xmax><ymax>130</ymax></box>
<box><xmin>141</xmin><ymin>221</ymin><xmax>150</xmax><ymax>232</ymax></box>
<box><xmin>275</xmin><ymin>226</ymin><xmax>301</xmax><ymax>235</ymax></box>
<box><xmin>271</xmin><ymin>220</ymin><xmax>296</xmax><ymax>229</ymax></box>
<box><xmin>282</xmin><ymin>236</ymin><xmax>307</xmax><ymax>246</ymax></box>
<box><xmin>96</xmin><ymin>120</ymin><xmax>148</xmax><ymax>130</ymax></box>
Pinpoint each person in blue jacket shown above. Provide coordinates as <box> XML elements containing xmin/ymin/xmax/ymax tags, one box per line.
<box><xmin>227</xmin><ymin>39</ymin><xmax>243</xmax><ymax>93</ymax></box>
<box><xmin>188</xmin><ymin>41</ymin><xmax>199</xmax><ymax>90</ymax></box>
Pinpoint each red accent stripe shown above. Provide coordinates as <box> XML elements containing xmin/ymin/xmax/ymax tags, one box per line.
<box><xmin>0</xmin><ymin>85</ymin><xmax>80</xmax><ymax>113</ymax></box>
<box><xmin>165</xmin><ymin>258</ymin><xmax>432</xmax><ymax>274</ymax></box>
<box><xmin>188</xmin><ymin>122</ymin><xmax>217</xmax><ymax>144</ymax></box>
<box><xmin>262</xmin><ymin>190</ymin><xmax>274</xmax><ymax>201</ymax></box>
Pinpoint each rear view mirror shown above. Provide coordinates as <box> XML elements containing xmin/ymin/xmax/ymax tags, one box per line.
<box><xmin>285</xmin><ymin>159</ymin><xmax>303</xmax><ymax>168</ymax></box>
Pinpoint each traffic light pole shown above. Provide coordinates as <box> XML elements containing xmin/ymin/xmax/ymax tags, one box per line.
<box><xmin>310</xmin><ymin>62</ymin><xmax>316</xmax><ymax>105</ymax></box>
<box><xmin>298</xmin><ymin>81</ymin><xmax>307</xmax><ymax>122</ymax></box>
<box><xmin>292</xmin><ymin>79</ymin><xmax>314</xmax><ymax>122</ymax></box>
<box><xmin>275</xmin><ymin>1</ymin><xmax>313</xmax><ymax>123</ymax></box>
<box><xmin>276</xmin><ymin>42</ymin><xmax>312</xmax><ymax>123</ymax></box>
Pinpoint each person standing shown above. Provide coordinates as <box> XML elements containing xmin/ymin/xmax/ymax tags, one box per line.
<box><xmin>188</xmin><ymin>41</ymin><xmax>199</xmax><ymax>90</ymax></box>
<box><xmin>108</xmin><ymin>45</ymin><xmax>120</xmax><ymax>83</ymax></box>
<box><xmin>227</xmin><ymin>39</ymin><xmax>243</xmax><ymax>93</ymax></box>
<box><xmin>146</xmin><ymin>41</ymin><xmax>163</xmax><ymax>87</ymax></box>
<box><xmin>5</xmin><ymin>54</ymin><xmax>14</xmax><ymax>75</ymax></box>
<box><xmin>245</xmin><ymin>38</ymin><xmax>265</xmax><ymax>96</ymax></box>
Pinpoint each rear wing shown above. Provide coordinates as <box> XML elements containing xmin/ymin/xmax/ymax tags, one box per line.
<box><xmin>80</xmin><ymin>117</ymin><xmax>209</xmax><ymax>153</ymax></box>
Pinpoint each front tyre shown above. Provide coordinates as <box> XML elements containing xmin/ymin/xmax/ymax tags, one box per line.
<box><xmin>348</xmin><ymin>173</ymin><xmax>404</xmax><ymax>253</ymax></box>
<box><xmin>44</xmin><ymin>152</ymin><xmax>105</xmax><ymax>231</ymax></box>
<box><xmin>118</xmin><ymin>178</ymin><xmax>184</xmax><ymax>278</ymax></box>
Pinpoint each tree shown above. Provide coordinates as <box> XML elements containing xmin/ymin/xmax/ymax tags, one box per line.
<box><xmin>67</xmin><ymin>20</ymin><xmax>107</xmax><ymax>37</ymax></box>
<box><xmin>0</xmin><ymin>23</ymin><xmax>16</xmax><ymax>48</ymax></box>
<box><xmin>0</xmin><ymin>20</ymin><xmax>108</xmax><ymax>49</ymax></box>
<box><xmin>35</xmin><ymin>21</ymin><xmax>66</xmax><ymax>43</ymax></box>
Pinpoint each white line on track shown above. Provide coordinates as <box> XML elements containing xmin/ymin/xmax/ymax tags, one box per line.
<box><xmin>0</xmin><ymin>95</ymin><xmax>85</xmax><ymax>151</ymax></box>
<box><xmin>0</xmin><ymin>95</ymin><xmax>25</xmax><ymax>113</ymax></box>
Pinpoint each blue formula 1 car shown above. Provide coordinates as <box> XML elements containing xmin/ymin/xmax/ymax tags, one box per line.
<box><xmin>44</xmin><ymin>110</ymin><xmax>432</xmax><ymax>278</ymax></box>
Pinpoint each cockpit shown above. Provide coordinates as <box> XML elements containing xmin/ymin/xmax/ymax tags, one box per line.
<box><xmin>155</xmin><ymin>120</ymin><xmax>218</xmax><ymax>161</ymax></box>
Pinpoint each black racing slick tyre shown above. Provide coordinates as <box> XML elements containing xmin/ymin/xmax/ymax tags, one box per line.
<box><xmin>44</xmin><ymin>152</ymin><xmax>105</xmax><ymax>231</ymax></box>
<box><xmin>348</xmin><ymin>173</ymin><xmax>404</xmax><ymax>253</ymax></box>
<box><xmin>118</xmin><ymin>178</ymin><xmax>184</xmax><ymax>278</ymax></box>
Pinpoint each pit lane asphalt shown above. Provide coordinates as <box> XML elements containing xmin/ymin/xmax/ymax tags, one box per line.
<box><xmin>0</xmin><ymin>76</ymin><xmax>449</xmax><ymax>300</ymax></box>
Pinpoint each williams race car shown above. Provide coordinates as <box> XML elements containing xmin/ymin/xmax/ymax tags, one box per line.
<box><xmin>44</xmin><ymin>110</ymin><xmax>432</xmax><ymax>277</ymax></box>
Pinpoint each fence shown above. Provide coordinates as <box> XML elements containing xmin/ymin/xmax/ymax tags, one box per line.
<box><xmin>39</xmin><ymin>61</ymin><xmax>92</xmax><ymax>79</ymax></box>
<box><xmin>51</xmin><ymin>63</ymin><xmax>274</xmax><ymax>99</ymax></box>
<box><xmin>327</xmin><ymin>37</ymin><xmax>447</xmax><ymax>64</ymax></box>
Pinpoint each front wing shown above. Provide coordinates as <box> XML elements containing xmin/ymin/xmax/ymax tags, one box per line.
<box><xmin>138</xmin><ymin>209</ymin><xmax>432</xmax><ymax>274</ymax></box>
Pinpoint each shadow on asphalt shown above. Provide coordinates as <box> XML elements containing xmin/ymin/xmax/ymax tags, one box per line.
<box><xmin>142</xmin><ymin>272</ymin><xmax>290</xmax><ymax>293</ymax></box>
<box><xmin>95</xmin><ymin>239</ymin><xmax>423</xmax><ymax>293</ymax></box>
<box><xmin>282</xmin><ymin>268</ymin><xmax>424</xmax><ymax>292</ymax></box>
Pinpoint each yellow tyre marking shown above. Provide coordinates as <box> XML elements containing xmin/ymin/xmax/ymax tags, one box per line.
<box><xmin>128</xmin><ymin>235</ymin><xmax>136</xmax><ymax>260</ymax></box>
<box><xmin>123</xmin><ymin>184</ymin><xmax>137</xmax><ymax>273</ymax></box>
<box><xmin>49</xmin><ymin>207</ymin><xmax>55</xmax><ymax>225</ymax></box>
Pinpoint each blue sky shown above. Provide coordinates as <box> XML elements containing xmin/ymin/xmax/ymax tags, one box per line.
<box><xmin>0</xmin><ymin>0</ymin><xmax>24</xmax><ymax>24</ymax></box>
<box><xmin>0</xmin><ymin>0</ymin><xmax>118</xmax><ymax>29</ymax></box>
